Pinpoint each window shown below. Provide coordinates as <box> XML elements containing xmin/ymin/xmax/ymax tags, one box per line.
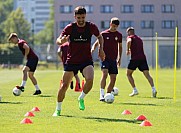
<box><xmin>162</xmin><ymin>20</ymin><xmax>175</xmax><ymax>29</ymax></box>
<box><xmin>162</xmin><ymin>5</ymin><xmax>175</xmax><ymax>13</ymax></box>
<box><xmin>100</xmin><ymin>5</ymin><xmax>113</xmax><ymax>13</ymax></box>
<box><xmin>36</xmin><ymin>1</ymin><xmax>48</xmax><ymax>4</ymax></box>
<box><xmin>60</xmin><ymin>5</ymin><xmax>73</xmax><ymax>13</ymax></box>
<box><xmin>35</xmin><ymin>23</ymin><xmax>44</xmax><ymax>27</ymax></box>
<box><xmin>36</xmin><ymin>17</ymin><xmax>49</xmax><ymax>21</ymax></box>
<box><xmin>83</xmin><ymin>5</ymin><xmax>93</xmax><ymax>13</ymax></box>
<box><xmin>36</xmin><ymin>12</ymin><xmax>50</xmax><ymax>15</ymax></box>
<box><xmin>101</xmin><ymin>20</ymin><xmax>110</xmax><ymax>29</ymax></box>
<box><xmin>31</xmin><ymin>7</ymin><xmax>35</xmax><ymax>12</ymax></box>
<box><xmin>121</xmin><ymin>21</ymin><xmax>134</xmax><ymax>29</ymax></box>
<box><xmin>141</xmin><ymin>5</ymin><xmax>154</xmax><ymax>13</ymax></box>
<box><xmin>36</xmin><ymin>6</ymin><xmax>49</xmax><ymax>10</ymax></box>
<box><xmin>121</xmin><ymin>5</ymin><xmax>134</xmax><ymax>13</ymax></box>
<box><xmin>141</xmin><ymin>21</ymin><xmax>154</xmax><ymax>29</ymax></box>
<box><xmin>60</xmin><ymin>21</ymin><xmax>71</xmax><ymax>29</ymax></box>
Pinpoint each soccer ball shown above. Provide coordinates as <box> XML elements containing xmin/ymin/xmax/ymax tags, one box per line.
<box><xmin>13</xmin><ymin>87</ymin><xmax>21</xmax><ymax>96</ymax></box>
<box><xmin>104</xmin><ymin>93</ymin><xmax>114</xmax><ymax>103</ymax></box>
<box><xmin>111</xmin><ymin>87</ymin><xmax>119</xmax><ymax>95</ymax></box>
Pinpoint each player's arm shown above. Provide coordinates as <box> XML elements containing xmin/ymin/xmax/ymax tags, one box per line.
<box><xmin>23</xmin><ymin>43</ymin><xmax>30</xmax><ymax>59</ymax></box>
<box><xmin>117</xmin><ymin>42</ymin><xmax>122</xmax><ymax>67</ymax></box>
<box><xmin>126</xmin><ymin>38</ymin><xmax>132</xmax><ymax>55</ymax></box>
<box><xmin>57</xmin><ymin>47</ymin><xmax>63</xmax><ymax>62</ymax></box>
<box><xmin>56</xmin><ymin>35</ymin><xmax>70</xmax><ymax>45</ymax></box>
<box><xmin>91</xmin><ymin>40</ymin><xmax>99</xmax><ymax>54</ymax></box>
<box><xmin>97</xmin><ymin>34</ymin><xmax>105</xmax><ymax>61</ymax></box>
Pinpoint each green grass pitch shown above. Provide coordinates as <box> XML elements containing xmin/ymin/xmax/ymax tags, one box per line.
<box><xmin>0</xmin><ymin>67</ymin><xmax>181</xmax><ymax>133</ymax></box>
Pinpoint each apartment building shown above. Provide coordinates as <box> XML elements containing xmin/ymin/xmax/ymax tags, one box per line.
<box><xmin>54</xmin><ymin>0</ymin><xmax>181</xmax><ymax>38</ymax></box>
<box><xmin>14</xmin><ymin>0</ymin><xmax>51</xmax><ymax>33</ymax></box>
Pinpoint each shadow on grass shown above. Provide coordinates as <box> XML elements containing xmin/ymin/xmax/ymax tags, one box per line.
<box><xmin>121</xmin><ymin>102</ymin><xmax>157</xmax><ymax>106</ymax></box>
<box><xmin>61</xmin><ymin>115</ymin><xmax>75</xmax><ymax>118</ymax></box>
<box><xmin>84</xmin><ymin>116</ymin><xmax>140</xmax><ymax>124</ymax></box>
<box><xmin>0</xmin><ymin>101</ymin><xmax>23</xmax><ymax>104</ymax></box>
<box><xmin>141</xmin><ymin>96</ymin><xmax>172</xmax><ymax>99</ymax></box>
<box><xmin>61</xmin><ymin>115</ymin><xmax>140</xmax><ymax>124</ymax></box>
<box><xmin>38</xmin><ymin>95</ymin><xmax>53</xmax><ymax>97</ymax></box>
<box><xmin>157</xmin><ymin>97</ymin><xmax>172</xmax><ymax>99</ymax></box>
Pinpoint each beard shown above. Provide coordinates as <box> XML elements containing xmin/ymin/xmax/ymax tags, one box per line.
<box><xmin>77</xmin><ymin>21</ymin><xmax>85</xmax><ymax>26</ymax></box>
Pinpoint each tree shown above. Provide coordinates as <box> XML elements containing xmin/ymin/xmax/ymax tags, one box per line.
<box><xmin>34</xmin><ymin>0</ymin><xmax>54</xmax><ymax>45</ymax></box>
<box><xmin>2</xmin><ymin>8</ymin><xmax>31</xmax><ymax>43</ymax></box>
<box><xmin>0</xmin><ymin>0</ymin><xmax>13</xmax><ymax>43</ymax></box>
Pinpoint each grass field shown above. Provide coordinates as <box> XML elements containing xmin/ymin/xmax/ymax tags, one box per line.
<box><xmin>0</xmin><ymin>67</ymin><xmax>181</xmax><ymax>133</ymax></box>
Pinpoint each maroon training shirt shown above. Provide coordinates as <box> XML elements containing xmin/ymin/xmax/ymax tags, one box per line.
<box><xmin>18</xmin><ymin>39</ymin><xmax>38</xmax><ymax>59</ymax></box>
<box><xmin>127</xmin><ymin>35</ymin><xmax>146</xmax><ymax>60</ymax></box>
<box><xmin>101</xmin><ymin>29</ymin><xmax>122</xmax><ymax>60</ymax></box>
<box><xmin>60</xmin><ymin>22</ymin><xmax>100</xmax><ymax>64</ymax></box>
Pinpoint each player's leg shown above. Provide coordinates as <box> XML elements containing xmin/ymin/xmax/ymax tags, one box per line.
<box><xmin>100</xmin><ymin>60</ymin><xmax>109</xmax><ymax>101</ymax></box>
<box><xmin>100</xmin><ymin>69</ymin><xmax>108</xmax><ymax>101</ymax></box>
<box><xmin>78</xmin><ymin>65</ymin><xmax>94</xmax><ymax>110</ymax></box>
<box><xmin>70</xmin><ymin>81</ymin><xmax>74</xmax><ymax>89</ymax></box>
<box><xmin>143</xmin><ymin>70</ymin><xmax>157</xmax><ymax>97</ymax></box>
<box><xmin>127</xmin><ymin>69</ymin><xmax>138</xmax><ymax>96</ymax></box>
<box><xmin>17</xmin><ymin>66</ymin><xmax>29</xmax><ymax>92</ymax></box>
<box><xmin>139</xmin><ymin>60</ymin><xmax>157</xmax><ymax>97</ymax></box>
<box><xmin>127</xmin><ymin>60</ymin><xmax>138</xmax><ymax>96</ymax></box>
<box><xmin>107</xmin><ymin>74</ymin><xmax>116</xmax><ymax>93</ymax></box>
<box><xmin>58</xmin><ymin>71</ymin><xmax>74</xmax><ymax>101</ymax></box>
<box><xmin>53</xmin><ymin>71</ymin><xmax>74</xmax><ymax>116</ymax></box>
<box><xmin>74</xmin><ymin>74</ymin><xmax>81</xmax><ymax>89</ymax></box>
<box><xmin>107</xmin><ymin>60</ymin><xmax>118</xmax><ymax>93</ymax></box>
<box><xmin>28</xmin><ymin>72</ymin><xmax>41</xmax><ymax>95</ymax></box>
<box><xmin>26</xmin><ymin>58</ymin><xmax>41</xmax><ymax>95</ymax></box>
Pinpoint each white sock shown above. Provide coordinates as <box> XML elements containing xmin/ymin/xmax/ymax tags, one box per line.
<box><xmin>56</xmin><ymin>102</ymin><xmax>62</xmax><ymax>110</ymax></box>
<box><xmin>152</xmin><ymin>86</ymin><xmax>156</xmax><ymax>92</ymax></box>
<box><xmin>78</xmin><ymin>91</ymin><xmax>86</xmax><ymax>99</ymax></box>
<box><xmin>21</xmin><ymin>80</ymin><xmax>26</xmax><ymax>87</ymax></box>
<box><xmin>133</xmin><ymin>87</ymin><xmax>138</xmax><ymax>92</ymax></box>
<box><xmin>35</xmin><ymin>85</ymin><xmax>40</xmax><ymax>91</ymax></box>
<box><xmin>100</xmin><ymin>88</ymin><xmax>104</xmax><ymax>98</ymax></box>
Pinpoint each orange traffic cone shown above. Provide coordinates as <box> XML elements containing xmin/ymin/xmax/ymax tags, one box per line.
<box><xmin>75</xmin><ymin>81</ymin><xmax>82</xmax><ymax>92</ymax></box>
<box><xmin>20</xmin><ymin>118</ymin><xmax>33</xmax><ymax>124</ymax></box>
<box><xmin>31</xmin><ymin>107</ymin><xmax>40</xmax><ymax>112</ymax></box>
<box><xmin>24</xmin><ymin>112</ymin><xmax>35</xmax><ymax>117</ymax></box>
<box><xmin>136</xmin><ymin>115</ymin><xmax>147</xmax><ymax>121</ymax></box>
<box><xmin>140</xmin><ymin>120</ymin><xmax>152</xmax><ymax>126</ymax></box>
<box><xmin>121</xmin><ymin>110</ymin><xmax>132</xmax><ymax>115</ymax></box>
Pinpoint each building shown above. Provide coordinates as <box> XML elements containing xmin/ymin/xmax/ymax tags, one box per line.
<box><xmin>54</xmin><ymin>0</ymin><xmax>181</xmax><ymax>37</ymax></box>
<box><xmin>14</xmin><ymin>0</ymin><xmax>51</xmax><ymax>33</ymax></box>
<box><xmin>54</xmin><ymin>0</ymin><xmax>181</xmax><ymax>68</ymax></box>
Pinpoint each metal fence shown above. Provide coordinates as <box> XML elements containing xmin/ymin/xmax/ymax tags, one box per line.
<box><xmin>0</xmin><ymin>37</ymin><xmax>180</xmax><ymax>69</ymax></box>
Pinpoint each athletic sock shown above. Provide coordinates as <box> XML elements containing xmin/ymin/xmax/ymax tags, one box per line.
<box><xmin>152</xmin><ymin>86</ymin><xmax>156</xmax><ymax>92</ymax></box>
<box><xmin>35</xmin><ymin>84</ymin><xmax>40</xmax><ymax>91</ymax></box>
<box><xmin>78</xmin><ymin>91</ymin><xmax>86</xmax><ymax>99</ymax></box>
<box><xmin>133</xmin><ymin>87</ymin><xmax>138</xmax><ymax>92</ymax></box>
<box><xmin>21</xmin><ymin>80</ymin><xmax>26</xmax><ymax>87</ymax></box>
<box><xmin>56</xmin><ymin>102</ymin><xmax>62</xmax><ymax>110</ymax></box>
<box><xmin>100</xmin><ymin>88</ymin><xmax>104</xmax><ymax>98</ymax></box>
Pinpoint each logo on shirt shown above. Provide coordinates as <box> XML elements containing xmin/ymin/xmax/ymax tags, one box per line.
<box><xmin>106</xmin><ymin>37</ymin><xmax>109</xmax><ymax>40</ymax></box>
<box><xmin>115</xmin><ymin>36</ymin><xmax>118</xmax><ymax>41</ymax></box>
<box><xmin>74</xmin><ymin>35</ymin><xmax>87</xmax><ymax>42</ymax></box>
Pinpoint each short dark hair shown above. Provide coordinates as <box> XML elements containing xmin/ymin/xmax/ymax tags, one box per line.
<box><xmin>126</xmin><ymin>27</ymin><xmax>134</xmax><ymax>33</ymax></box>
<box><xmin>8</xmin><ymin>33</ymin><xmax>18</xmax><ymax>41</ymax></box>
<box><xmin>74</xmin><ymin>6</ymin><xmax>86</xmax><ymax>15</ymax></box>
<box><xmin>111</xmin><ymin>17</ymin><xmax>120</xmax><ymax>25</ymax></box>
